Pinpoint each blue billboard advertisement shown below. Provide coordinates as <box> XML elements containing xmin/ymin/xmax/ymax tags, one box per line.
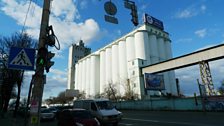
<box><xmin>144</xmin><ymin>73</ymin><xmax>165</xmax><ymax>90</ymax></box>
<box><xmin>143</xmin><ymin>13</ymin><xmax>164</xmax><ymax>31</ymax></box>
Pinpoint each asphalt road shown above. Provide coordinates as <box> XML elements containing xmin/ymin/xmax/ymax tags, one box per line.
<box><xmin>2</xmin><ymin>110</ymin><xmax>224</xmax><ymax>126</ymax></box>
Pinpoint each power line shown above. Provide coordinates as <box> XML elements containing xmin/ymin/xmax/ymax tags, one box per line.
<box><xmin>21</xmin><ymin>0</ymin><xmax>33</xmax><ymax>35</ymax></box>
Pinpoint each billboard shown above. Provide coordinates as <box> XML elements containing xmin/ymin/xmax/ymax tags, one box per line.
<box><xmin>144</xmin><ymin>73</ymin><xmax>165</xmax><ymax>90</ymax></box>
<box><xmin>143</xmin><ymin>13</ymin><xmax>164</xmax><ymax>31</ymax></box>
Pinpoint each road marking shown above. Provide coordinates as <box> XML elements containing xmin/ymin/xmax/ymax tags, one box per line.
<box><xmin>119</xmin><ymin>123</ymin><xmax>133</xmax><ymax>126</ymax></box>
<box><xmin>123</xmin><ymin>118</ymin><xmax>211</xmax><ymax>126</ymax></box>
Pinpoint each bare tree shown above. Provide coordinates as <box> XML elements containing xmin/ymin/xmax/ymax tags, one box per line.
<box><xmin>122</xmin><ymin>79</ymin><xmax>139</xmax><ymax>100</ymax></box>
<box><xmin>0</xmin><ymin>32</ymin><xmax>37</xmax><ymax>117</ymax></box>
<box><xmin>102</xmin><ymin>82</ymin><xmax>119</xmax><ymax>102</ymax></box>
<box><xmin>76</xmin><ymin>91</ymin><xmax>86</xmax><ymax>100</ymax></box>
<box><xmin>218</xmin><ymin>80</ymin><xmax>224</xmax><ymax>95</ymax></box>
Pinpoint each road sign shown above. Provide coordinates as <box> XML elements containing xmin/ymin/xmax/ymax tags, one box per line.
<box><xmin>8</xmin><ymin>47</ymin><xmax>36</xmax><ymax>70</ymax></box>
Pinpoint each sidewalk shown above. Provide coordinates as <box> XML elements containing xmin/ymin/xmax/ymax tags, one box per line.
<box><xmin>0</xmin><ymin>112</ymin><xmax>27</xmax><ymax>126</ymax></box>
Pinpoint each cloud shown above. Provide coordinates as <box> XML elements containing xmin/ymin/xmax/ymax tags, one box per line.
<box><xmin>175</xmin><ymin>38</ymin><xmax>193</xmax><ymax>43</ymax></box>
<box><xmin>175</xmin><ymin>4</ymin><xmax>206</xmax><ymax>19</ymax></box>
<box><xmin>1</xmin><ymin>0</ymin><xmax>102</xmax><ymax>50</ymax></box>
<box><xmin>21</xmin><ymin>68</ymin><xmax>67</xmax><ymax>99</ymax></box>
<box><xmin>78</xmin><ymin>0</ymin><xmax>88</xmax><ymax>9</ymax></box>
<box><xmin>195</xmin><ymin>28</ymin><xmax>207</xmax><ymax>38</ymax></box>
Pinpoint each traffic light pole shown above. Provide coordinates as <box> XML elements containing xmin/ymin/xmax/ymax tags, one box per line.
<box><xmin>28</xmin><ymin>0</ymin><xmax>51</xmax><ymax>126</ymax></box>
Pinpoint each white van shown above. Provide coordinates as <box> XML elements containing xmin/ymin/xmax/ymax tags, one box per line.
<box><xmin>73</xmin><ymin>99</ymin><xmax>122</xmax><ymax>126</ymax></box>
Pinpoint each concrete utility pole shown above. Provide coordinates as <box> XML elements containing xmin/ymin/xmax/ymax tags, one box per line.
<box><xmin>28</xmin><ymin>0</ymin><xmax>51</xmax><ymax>126</ymax></box>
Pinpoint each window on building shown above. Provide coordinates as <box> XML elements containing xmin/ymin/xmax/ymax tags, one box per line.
<box><xmin>132</xmin><ymin>61</ymin><xmax>134</xmax><ymax>65</ymax></box>
<box><xmin>132</xmin><ymin>70</ymin><xmax>135</xmax><ymax>75</ymax></box>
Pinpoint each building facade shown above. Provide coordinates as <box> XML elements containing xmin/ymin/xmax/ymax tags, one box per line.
<box><xmin>68</xmin><ymin>23</ymin><xmax>178</xmax><ymax>99</ymax></box>
<box><xmin>67</xmin><ymin>40</ymin><xmax>91</xmax><ymax>89</ymax></box>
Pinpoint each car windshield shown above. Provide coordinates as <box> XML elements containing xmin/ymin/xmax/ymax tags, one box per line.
<box><xmin>96</xmin><ymin>101</ymin><xmax>114</xmax><ymax>110</ymax></box>
<box><xmin>72</xmin><ymin>110</ymin><xmax>93</xmax><ymax>119</ymax></box>
<box><xmin>41</xmin><ymin>109</ymin><xmax>51</xmax><ymax>113</ymax></box>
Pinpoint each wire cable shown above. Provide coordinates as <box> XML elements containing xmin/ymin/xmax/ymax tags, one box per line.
<box><xmin>21</xmin><ymin>0</ymin><xmax>33</xmax><ymax>35</ymax></box>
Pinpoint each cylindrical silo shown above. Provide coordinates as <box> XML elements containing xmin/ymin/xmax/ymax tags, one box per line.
<box><xmin>165</xmin><ymin>39</ymin><xmax>178</xmax><ymax>95</ymax></box>
<box><xmin>90</xmin><ymin>55</ymin><xmax>100</xmax><ymax>97</ymax></box>
<box><xmin>118</xmin><ymin>40</ymin><xmax>127</xmax><ymax>95</ymax></box>
<box><xmin>149</xmin><ymin>34</ymin><xmax>159</xmax><ymax>64</ymax></box>
<box><xmin>77</xmin><ymin>63</ymin><xmax>81</xmax><ymax>90</ymax></box>
<box><xmin>105</xmin><ymin>47</ymin><xmax>112</xmax><ymax>85</ymax></box>
<box><xmin>112</xmin><ymin>44</ymin><xmax>119</xmax><ymax>91</ymax></box>
<box><xmin>74</xmin><ymin>63</ymin><xmax>79</xmax><ymax>89</ymax></box>
<box><xmin>81</xmin><ymin>60</ymin><xmax>86</xmax><ymax>92</ymax></box>
<box><xmin>126</xmin><ymin>35</ymin><xmax>135</xmax><ymax>62</ymax></box>
<box><xmin>100</xmin><ymin>50</ymin><xmax>106</xmax><ymax>94</ymax></box>
<box><xmin>157</xmin><ymin>37</ymin><xmax>169</xmax><ymax>95</ymax></box>
<box><xmin>79</xmin><ymin>61</ymin><xmax>83</xmax><ymax>92</ymax></box>
<box><xmin>86</xmin><ymin>57</ymin><xmax>91</xmax><ymax>97</ymax></box>
<box><xmin>95</xmin><ymin>55</ymin><xmax>100</xmax><ymax>95</ymax></box>
<box><xmin>90</xmin><ymin>55</ymin><xmax>96</xmax><ymax>96</ymax></box>
<box><xmin>157</xmin><ymin>37</ymin><xmax>166</xmax><ymax>61</ymax></box>
<box><xmin>134</xmin><ymin>30</ymin><xmax>148</xmax><ymax>60</ymax></box>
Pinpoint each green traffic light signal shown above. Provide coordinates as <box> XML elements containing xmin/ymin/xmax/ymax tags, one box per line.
<box><xmin>39</xmin><ymin>58</ymin><xmax>45</xmax><ymax>65</ymax></box>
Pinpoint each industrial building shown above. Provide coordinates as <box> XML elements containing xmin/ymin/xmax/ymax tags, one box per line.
<box><xmin>67</xmin><ymin>14</ymin><xmax>178</xmax><ymax>99</ymax></box>
<box><xmin>67</xmin><ymin>40</ymin><xmax>91</xmax><ymax>89</ymax></box>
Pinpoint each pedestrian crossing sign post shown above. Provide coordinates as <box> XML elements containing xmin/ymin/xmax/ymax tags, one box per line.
<box><xmin>8</xmin><ymin>47</ymin><xmax>36</xmax><ymax>70</ymax></box>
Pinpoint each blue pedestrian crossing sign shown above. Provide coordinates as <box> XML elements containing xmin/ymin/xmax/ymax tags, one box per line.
<box><xmin>8</xmin><ymin>47</ymin><xmax>36</xmax><ymax>70</ymax></box>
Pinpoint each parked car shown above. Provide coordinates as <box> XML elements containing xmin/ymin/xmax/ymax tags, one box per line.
<box><xmin>40</xmin><ymin>109</ymin><xmax>55</xmax><ymax>121</ymax></box>
<box><xmin>57</xmin><ymin>109</ymin><xmax>100</xmax><ymax>126</ymax></box>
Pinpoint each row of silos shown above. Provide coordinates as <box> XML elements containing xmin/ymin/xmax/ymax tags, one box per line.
<box><xmin>74</xmin><ymin>25</ymin><xmax>177</xmax><ymax>97</ymax></box>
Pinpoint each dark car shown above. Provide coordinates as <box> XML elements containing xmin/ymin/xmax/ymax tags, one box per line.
<box><xmin>40</xmin><ymin>108</ymin><xmax>55</xmax><ymax>121</ymax></box>
<box><xmin>57</xmin><ymin>109</ymin><xmax>100</xmax><ymax>126</ymax></box>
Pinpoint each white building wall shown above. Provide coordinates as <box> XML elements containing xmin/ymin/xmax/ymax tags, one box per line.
<box><xmin>100</xmin><ymin>51</ymin><xmax>106</xmax><ymax>94</ymax></box>
<box><xmin>74</xmin><ymin>63</ymin><xmax>79</xmax><ymax>89</ymax></box>
<box><xmin>79</xmin><ymin>61</ymin><xmax>83</xmax><ymax>92</ymax></box>
<box><xmin>67</xmin><ymin>46</ymin><xmax>73</xmax><ymax>89</ymax></box>
<box><xmin>90</xmin><ymin>55</ymin><xmax>100</xmax><ymax>97</ymax></box>
<box><xmin>126</xmin><ymin>36</ymin><xmax>135</xmax><ymax>62</ymax></box>
<box><xmin>81</xmin><ymin>60</ymin><xmax>86</xmax><ymax>92</ymax></box>
<box><xmin>165</xmin><ymin>39</ymin><xmax>178</xmax><ymax>95</ymax></box>
<box><xmin>118</xmin><ymin>40</ymin><xmax>127</xmax><ymax>95</ymax></box>
<box><xmin>77</xmin><ymin>63</ymin><xmax>81</xmax><ymax>90</ymax></box>
<box><xmin>149</xmin><ymin>34</ymin><xmax>159</xmax><ymax>64</ymax></box>
<box><xmin>157</xmin><ymin>37</ymin><xmax>170</xmax><ymax>95</ymax></box>
<box><xmin>134</xmin><ymin>31</ymin><xmax>147</xmax><ymax>60</ymax></box>
<box><xmin>72</xmin><ymin>24</ymin><xmax>177</xmax><ymax>99</ymax></box>
<box><xmin>105</xmin><ymin>47</ymin><xmax>112</xmax><ymax>85</ymax></box>
<box><xmin>95</xmin><ymin>55</ymin><xmax>100</xmax><ymax>95</ymax></box>
<box><xmin>90</xmin><ymin>56</ymin><xmax>95</xmax><ymax>96</ymax></box>
<box><xmin>86</xmin><ymin>58</ymin><xmax>91</xmax><ymax>96</ymax></box>
<box><xmin>112</xmin><ymin>44</ymin><xmax>119</xmax><ymax>91</ymax></box>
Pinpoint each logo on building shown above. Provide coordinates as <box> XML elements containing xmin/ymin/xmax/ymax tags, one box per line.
<box><xmin>143</xmin><ymin>13</ymin><xmax>164</xmax><ymax>31</ymax></box>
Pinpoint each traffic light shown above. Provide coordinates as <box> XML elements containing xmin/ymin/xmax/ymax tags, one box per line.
<box><xmin>37</xmin><ymin>47</ymin><xmax>48</xmax><ymax>66</ymax></box>
<box><xmin>45</xmin><ymin>51</ymin><xmax>55</xmax><ymax>73</ymax></box>
<box><xmin>130</xmin><ymin>4</ymin><xmax>138</xmax><ymax>26</ymax></box>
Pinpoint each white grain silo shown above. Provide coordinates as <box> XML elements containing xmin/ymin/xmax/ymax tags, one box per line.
<box><xmin>134</xmin><ymin>31</ymin><xmax>147</xmax><ymax>60</ymax></box>
<box><xmin>118</xmin><ymin>40</ymin><xmax>127</xmax><ymax>95</ymax></box>
<box><xmin>86</xmin><ymin>57</ymin><xmax>91</xmax><ymax>96</ymax></box>
<box><xmin>149</xmin><ymin>33</ymin><xmax>159</xmax><ymax>64</ymax></box>
<box><xmin>157</xmin><ymin>36</ymin><xmax>170</xmax><ymax>95</ymax></box>
<box><xmin>90</xmin><ymin>55</ymin><xmax>100</xmax><ymax>97</ymax></box>
<box><xmin>105</xmin><ymin>47</ymin><xmax>112</xmax><ymax>86</ymax></box>
<box><xmin>100</xmin><ymin>50</ymin><xmax>106</xmax><ymax>94</ymax></box>
<box><xmin>111</xmin><ymin>44</ymin><xmax>119</xmax><ymax>90</ymax></box>
<box><xmin>74</xmin><ymin>63</ymin><xmax>79</xmax><ymax>89</ymax></box>
<box><xmin>71</xmin><ymin>18</ymin><xmax>177</xmax><ymax>99</ymax></box>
